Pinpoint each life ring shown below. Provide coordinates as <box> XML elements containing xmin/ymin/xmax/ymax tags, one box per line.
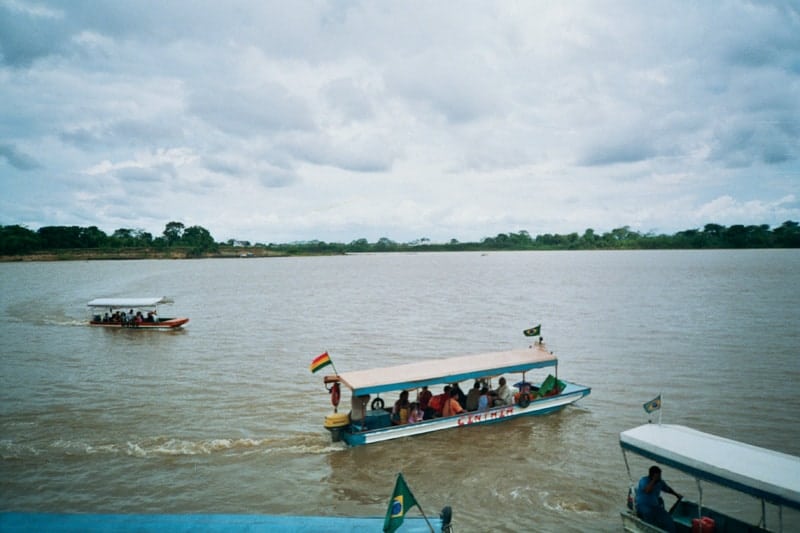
<box><xmin>371</xmin><ymin>397</ymin><xmax>385</xmax><ymax>410</ymax></box>
<box><xmin>330</xmin><ymin>382</ymin><xmax>341</xmax><ymax>408</ymax></box>
<box><xmin>518</xmin><ymin>394</ymin><xmax>531</xmax><ymax>408</ymax></box>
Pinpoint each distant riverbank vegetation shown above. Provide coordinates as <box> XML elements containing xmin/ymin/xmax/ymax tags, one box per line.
<box><xmin>1</xmin><ymin>220</ymin><xmax>798</xmax><ymax>261</ymax></box>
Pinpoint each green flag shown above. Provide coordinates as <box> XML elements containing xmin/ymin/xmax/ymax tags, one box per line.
<box><xmin>383</xmin><ymin>473</ymin><xmax>419</xmax><ymax>533</ymax></box>
<box><xmin>523</xmin><ymin>324</ymin><xmax>541</xmax><ymax>337</ymax></box>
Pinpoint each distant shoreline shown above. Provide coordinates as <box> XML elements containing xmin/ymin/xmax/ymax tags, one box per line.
<box><xmin>0</xmin><ymin>248</ymin><xmax>299</xmax><ymax>262</ymax></box>
<box><xmin>1</xmin><ymin>246</ymin><xmax>796</xmax><ymax>263</ymax></box>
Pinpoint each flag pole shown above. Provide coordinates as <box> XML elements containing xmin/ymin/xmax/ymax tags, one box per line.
<box><xmin>658</xmin><ymin>391</ymin><xmax>663</xmax><ymax>425</ymax></box>
<box><xmin>413</xmin><ymin>498</ymin><xmax>435</xmax><ymax>532</ymax></box>
<box><xmin>327</xmin><ymin>351</ymin><xmax>340</xmax><ymax>375</ymax></box>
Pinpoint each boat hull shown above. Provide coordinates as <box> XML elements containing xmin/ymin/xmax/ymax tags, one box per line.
<box><xmin>88</xmin><ymin>317</ymin><xmax>189</xmax><ymax>329</ymax></box>
<box><xmin>340</xmin><ymin>381</ymin><xmax>590</xmax><ymax>446</ymax></box>
<box><xmin>621</xmin><ymin>498</ymin><xmax>771</xmax><ymax>533</ymax></box>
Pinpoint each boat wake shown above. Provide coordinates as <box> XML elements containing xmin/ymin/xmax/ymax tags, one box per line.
<box><xmin>1</xmin><ymin>433</ymin><xmax>342</xmax><ymax>460</ymax></box>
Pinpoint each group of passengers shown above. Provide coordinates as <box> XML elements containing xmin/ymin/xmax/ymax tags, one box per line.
<box><xmin>99</xmin><ymin>308</ymin><xmax>157</xmax><ymax>325</ymax></box>
<box><xmin>389</xmin><ymin>377</ymin><xmax>514</xmax><ymax>425</ymax></box>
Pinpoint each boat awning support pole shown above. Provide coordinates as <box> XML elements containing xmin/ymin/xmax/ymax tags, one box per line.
<box><xmin>761</xmin><ymin>498</ymin><xmax>766</xmax><ymax>530</ymax></box>
<box><xmin>696</xmin><ymin>479</ymin><xmax>703</xmax><ymax>520</ymax></box>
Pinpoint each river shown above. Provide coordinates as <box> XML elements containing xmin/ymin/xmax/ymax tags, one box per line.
<box><xmin>1</xmin><ymin>250</ymin><xmax>799</xmax><ymax>531</ymax></box>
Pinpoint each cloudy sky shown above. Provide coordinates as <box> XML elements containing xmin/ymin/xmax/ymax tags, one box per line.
<box><xmin>1</xmin><ymin>1</ymin><xmax>798</xmax><ymax>244</ymax></box>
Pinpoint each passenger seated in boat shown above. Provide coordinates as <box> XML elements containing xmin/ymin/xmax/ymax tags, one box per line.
<box><xmin>451</xmin><ymin>382</ymin><xmax>466</xmax><ymax>408</ymax></box>
<box><xmin>466</xmin><ymin>381</ymin><xmax>481</xmax><ymax>411</ymax></box>
<box><xmin>442</xmin><ymin>388</ymin><xmax>466</xmax><ymax>417</ymax></box>
<box><xmin>636</xmin><ymin>466</ymin><xmax>682</xmax><ymax>533</ymax></box>
<box><xmin>426</xmin><ymin>386</ymin><xmax>450</xmax><ymax>419</ymax></box>
<box><xmin>102</xmin><ymin>313</ymin><xmax>110</xmax><ymax>323</ymax></box>
<box><xmin>416</xmin><ymin>386</ymin><xmax>432</xmax><ymax>412</ymax></box>
<box><xmin>492</xmin><ymin>377</ymin><xmax>512</xmax><ymax>406</ymax></box>
<box><xmin>408</xmin><ymin>402</ymin><xmax>423</xmax><ymax>424</ymax></box>
<box><xmin>392</xmin><ymin>390</ymin><xmax>410</xmax><ymax>425</ymax></box>
<box><xmin>146</xmin><ymin>312</ymin><xmax>156</xmax><ymax>323</ymax></box>
<box><xmin>478</xmin><ymin>386</ymin><xmax>490</xmax><ymax>411</ymax></box>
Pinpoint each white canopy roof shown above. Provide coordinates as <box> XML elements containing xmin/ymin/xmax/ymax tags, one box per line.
<box><xmin>336</xmin><ymin>346</ymin><xmax>557</xmax><ymax>396</ymax></box>
<box><xmin>620</xmin><ymin>424</ymin><xmax>800</xmax><ymax>509</ymax></box>
<box><xmin>87</xmin><ymin>297</ymin><xmax>173</xmax><ymax>308</ymax></box>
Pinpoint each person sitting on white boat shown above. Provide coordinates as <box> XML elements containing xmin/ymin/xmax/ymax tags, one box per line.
<box><xmin>146</xmin><ymin>311</ymin><xmax>156</xmax><ymax>322</ymax></box>
<box><xmin>636</xmin><ymin>465</ymin><xmax>682</xmax><ymax>533</ymax></box>
<box><xmin>442</xmin><ymin>388</ymin><xmax>466</xmax><ymax>417</ymax></box>
<box><xmin>465</xmin><ymin>381</ymin><xmax>481</xmax><ymax>411</ymax></box>
<box><xmin>426</xmin><ymin>386</ymin><xmax>450</xmax><ymax>419</ymax></box>
<box><xmin>392</xmin><ymin>390</ymin><xmax>410</xmax><ymax>425</ymax></box>
<box><xmin>478</xmin><ymin>385</ymin><xmax>490</xmax><ymax>411</ymax></box>
<box><xmin>408</xmin><ymin>402</ymin><xmax>423</xmax><ymax>424</ymax></box>
<box><xmin>451</xmin><ymin>382</ymin><xmax>467</xmax><ymax>408</ymax></box>
<box><xmin>416</xmin><ymin>386</ymin><xmax>432</xmax><ymax>413</ymax></box>
<box><xmin>492</xmin><ymin>377</ymin><xmax>513</xmax><ymax>406</ymax></box>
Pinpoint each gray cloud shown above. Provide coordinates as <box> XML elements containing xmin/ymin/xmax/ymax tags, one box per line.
<box><xmin>1</xmin><ymin>1</ymin><xmax>798</xmax><ymax>243</ymax></box>
<box><xmin>0</xmin><ymin>143</ymin><xmax>40</xmax><ymax>170</ymax></box>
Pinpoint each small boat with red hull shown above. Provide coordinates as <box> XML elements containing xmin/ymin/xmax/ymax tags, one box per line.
<box><xmin>87</xmin><ymin>297</ymin><xmax>189</xmax><ymax>329</ymax></box>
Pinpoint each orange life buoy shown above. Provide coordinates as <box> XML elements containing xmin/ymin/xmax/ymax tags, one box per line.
<box><xmin>330</xmin><ymin>382</ymin><xmax>341</xmax><ymax>407</ymax></box>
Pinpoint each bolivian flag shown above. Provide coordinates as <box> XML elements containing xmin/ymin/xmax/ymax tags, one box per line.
<box><xmin>310</xmin><ymin>351</ymin><xmax>332</xmax><ymax>373</ymax></box>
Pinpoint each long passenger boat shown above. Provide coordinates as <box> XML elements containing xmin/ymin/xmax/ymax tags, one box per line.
<box><xmin>87</xmin><ymin>297</ymin><xmax>189</xmax><ymax>329</ymax></box>
<box><xmin>620</xmin><ymin>423</ymin><xmax>800</xmax><ymax>532</ymax></box>
<box><xmin>320</xmin><ymin>342</ymin><xmax>591</xmax><ymax>446</ymax></box>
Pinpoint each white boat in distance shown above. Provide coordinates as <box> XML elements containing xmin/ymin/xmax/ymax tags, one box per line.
<box><xmin>321</xmin><ymin>343</ymin><xmax>591</xmax><ymax>446</ymax></box>
<box><xmin>87</xmin><ymin>297</ymin><xmax>189</xmax><ymax>329</ymax></box>
<box><xmin>620</xmin><ymin>423</ymin><xmax>800</xmax><ymax>533</ymax></box>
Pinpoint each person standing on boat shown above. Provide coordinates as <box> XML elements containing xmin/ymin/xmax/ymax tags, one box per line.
<box><xmin>636</xmin><ymin>465</ymin><xmax>681</xmax><ymax>533</ymax></box>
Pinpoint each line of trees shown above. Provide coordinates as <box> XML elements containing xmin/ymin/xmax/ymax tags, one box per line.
<box><xmin>0</xmin><ymin>221</ymin><xmax>217</xmax><ymax>257</ymax></box>
<box><xmin>1</xmin><ymin>221</ymin><xmax>798</xmax><ymax>257</ymax></box>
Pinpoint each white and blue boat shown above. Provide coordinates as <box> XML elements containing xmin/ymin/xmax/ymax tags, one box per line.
<box><xmin>0</xmin><ymin>509</ymin><xmax>452</xmax><ymax>532</ymax></box>
<box><xmin>322</xmin><ymin>343</ymin><xmax>591</xmax><ymax>446</ymax></box>
<box><xmin>620</xmin><ymin>423</ymin><xmax>800</xmax><ymax>533</ymax></box>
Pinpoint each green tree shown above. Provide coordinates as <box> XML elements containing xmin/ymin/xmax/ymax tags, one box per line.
<box><xmin>163</xmin><ymin>221</ymin><xmax>185</xmax><ymax>246</ymax></box>
<box><xmin>0</xmin><ymin>225</ymin><xmax>41</xmax><ymax>254</ymax></box>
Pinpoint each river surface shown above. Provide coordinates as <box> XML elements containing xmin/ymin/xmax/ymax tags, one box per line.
<box><xmin>1</xmin><ymin>250</ymin><xmax>799</xmax><ymax>532</ymax></box>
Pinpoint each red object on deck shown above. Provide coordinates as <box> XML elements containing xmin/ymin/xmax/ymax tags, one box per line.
<box><xmin>691</xmin><ymin>516</ymin><xmax>715</xmax><ymax>533</ymax></box>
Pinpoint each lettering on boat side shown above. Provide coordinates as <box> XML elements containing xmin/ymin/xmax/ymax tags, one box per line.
<box><xmin>457</xmin><ymin>407</ymin><xmax>515</xmax><ymax>426</ymax></box>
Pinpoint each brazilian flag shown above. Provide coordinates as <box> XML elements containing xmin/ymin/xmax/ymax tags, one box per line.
<box><xmin>383</xmin><ymin>473</ymin><xmax>419</xmax><ymax>533</ymax></box>
<box><xmin>523</xmin><ymin>324</ymin><xmax>541</xmax><ymax>337</ymax></box>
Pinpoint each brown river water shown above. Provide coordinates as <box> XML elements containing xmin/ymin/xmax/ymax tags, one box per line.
<box><xmin>1</xmin><ymin>250</ymin><xmax>799</xmax><ymax>531</ymax></box>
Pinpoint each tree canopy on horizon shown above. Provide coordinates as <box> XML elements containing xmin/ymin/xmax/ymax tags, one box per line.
<box><xmin>1</xmin><ymin>220</ymin><xmax>799</xmax><ymax>257</ymax></box>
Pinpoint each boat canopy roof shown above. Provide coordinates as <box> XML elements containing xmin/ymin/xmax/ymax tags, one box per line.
<box><xmin>620</xmin><ymin>424</ymin><xmax>800</xmax><ymax>510</ymax></box>
<box><xmin>336</xmin><ymin>346</ymin><xmax>557</xmax><ymax>396</ymax></box>
<box><xmin>87</xmin><ymin>297</ymin><xmax>173</xmax><ymax>308</ymax></box>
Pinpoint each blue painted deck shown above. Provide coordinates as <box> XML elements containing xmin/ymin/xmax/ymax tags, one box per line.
<box><xmin>0</xmin><ymin>512</ymin><xmax>444</xmax><ymax>532</ymax></box>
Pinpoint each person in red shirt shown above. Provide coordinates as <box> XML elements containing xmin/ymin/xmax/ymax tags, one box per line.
<box><xmin>426</xmin><ymin>385</ymin><xmax>450</xmax><ymax>419</ymax></box>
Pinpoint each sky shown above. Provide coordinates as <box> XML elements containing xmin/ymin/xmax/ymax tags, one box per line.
<box><xmin>1</xmin><ymin>1</ymin><xmax>799</xmax><ymax>244</ymax></box>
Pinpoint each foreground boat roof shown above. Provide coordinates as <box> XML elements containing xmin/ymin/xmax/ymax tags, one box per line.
<box><xmin>88</xmin><ymin>297</ymin><xmax>173</xmax><ymax>308</ymax></box>
<box><xmin>337</xmin><ymin>346</ymin><xmax>557</xmax><ymax>396</ymax></box>
<box><xmin>0</xmin><ymin>512</ymin><xmax>443</xmax><ymax>533</ymax></box>
<box><xmin>620</xmin><ymin>424</ymin><xmax>800</xmax><ymax>510</ymax></box>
